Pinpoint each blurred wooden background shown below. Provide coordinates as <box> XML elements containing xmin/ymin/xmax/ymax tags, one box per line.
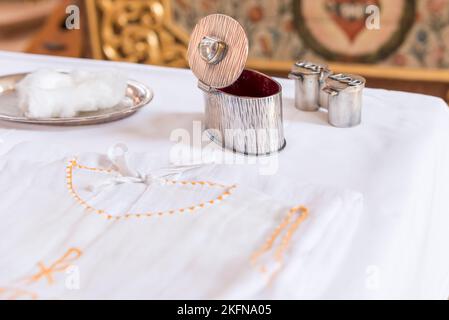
<box><xmin>0</xmin><ymin>0</ymin><xmax>448</xmax><ymax>103</ymax></box>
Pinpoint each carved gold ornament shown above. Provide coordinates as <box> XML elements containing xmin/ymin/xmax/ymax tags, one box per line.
<box><xmin>86</xmin><ymin>0</ymin><xmax>189</xmax><ymax>67</ymax></box>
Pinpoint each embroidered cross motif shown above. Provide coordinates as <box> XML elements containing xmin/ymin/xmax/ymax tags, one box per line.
<box><xmin>27</xmin><ymin>248</ymin><xmax>82</xmax><ymax>285</ymax></box>
<box><xmin>251</xmin><ymin>206</ymin><xmax>309</xmax><ymax>285</ymax></box>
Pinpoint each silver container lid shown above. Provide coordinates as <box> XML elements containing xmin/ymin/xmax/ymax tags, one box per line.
<box><xmin>187</xmin><ymin>14</ymin><xmax>249</xmax><ymax>91</ymax></box>
<box><xmin>289</xmin><ymin>61</ymin><xmax>330</xmax><ymax>79</ymax></box>
<box><xmin>325</xmin><ymin>73</ymin><xmax>366</xmax><ymax>92</ymax></box>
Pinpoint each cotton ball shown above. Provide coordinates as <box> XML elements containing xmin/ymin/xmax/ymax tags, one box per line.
<box><xmin>16</xmin><ymin>69</ymin><xmax>75</xmax><ymax>118</ymax></box>
<box><xmin>72</xmin><ymin>69</ymin><xmax>128</xmax><ymax>112</ymax></box>
<box><xmin>19</xmin><ymin>69</ymin><xmax>73</xmax><ymax>90</ymax></box>
<box><xmin>16</xmin><ymin>69</ymin><xmax>128</xmax><ymax>119</ymax></box>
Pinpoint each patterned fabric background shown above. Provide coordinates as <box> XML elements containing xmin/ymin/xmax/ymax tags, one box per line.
<box><xmin>173</xmin><ymin>0</ymin><xmax>449</xmax><ymax>69</ymax></box>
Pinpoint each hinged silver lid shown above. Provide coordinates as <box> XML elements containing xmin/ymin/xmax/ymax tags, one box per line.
<box><xmin>289</xmin><ymin>61</ymin><xmax>329</xmax><ymax>79</ymax></box>
<box><xmin>187</xmin><ymin>14</ymin><xmax>249</xmax><ymax>90</ymax></box>
<box><xmin>325</xmin><ymin>73</ymin><xmax>366</xmax><ymax>93</ymax></box>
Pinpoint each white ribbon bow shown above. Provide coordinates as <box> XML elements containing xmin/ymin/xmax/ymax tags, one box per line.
<box><xmin>87</xmin><ymin>143</ymin><xmax>208</xmax><ymax>192</ymax></box>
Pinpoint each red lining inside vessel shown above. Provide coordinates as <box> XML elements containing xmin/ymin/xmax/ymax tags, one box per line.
<box><xmin>219</xmin><ymin>69</ymin><xmax>280</xmax><ymax>98</ymax></box>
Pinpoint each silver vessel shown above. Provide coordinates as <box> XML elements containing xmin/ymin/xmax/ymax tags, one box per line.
<box><xmin>187</xmin><ymin>14</ymin><xmax>285</xmax><ymax>155</ymax></box>
<box><xmin>289</xmin><ymin>61</ymin><xmax>330</xmax><ymax>111</ymax></box>
<box><xmin>322</xmin><ymin>73</ymin><xmax>366</xmax><ymax>128</ymax></box>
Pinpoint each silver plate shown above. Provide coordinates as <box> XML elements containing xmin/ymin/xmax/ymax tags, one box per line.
<box><xmin>0</xmin><ymin>73</ymin><xmax>153</xmax><ymax>125</ymax></box>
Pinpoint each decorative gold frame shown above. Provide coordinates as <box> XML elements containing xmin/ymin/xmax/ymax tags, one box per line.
<box><xmin>86</xmin><ymin>0</ymin><xmax>189</xmax><ymax>67</ymax></box>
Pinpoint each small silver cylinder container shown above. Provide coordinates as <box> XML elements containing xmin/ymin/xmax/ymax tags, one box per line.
<box><xmin>323</xmin><ymin>73</ymin><xmax>366</xmax><ymax>128</ymax></box>
<box><xmin>187</xmin><ymin>14</ymin><xmax>285</xmax><ymax>155</ymax></box>
<box><xmin>289</xmin><ymin>61</ymin><xmax>330</xmax><ymax>111</ymax></box>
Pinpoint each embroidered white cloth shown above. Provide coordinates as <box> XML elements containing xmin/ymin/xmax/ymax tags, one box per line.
<box><xmin>0</xmin><ymin>145</ymin><xmax>362</xmax><ymax>299</ymax></box>
<box><xmin>0</xmin><ymin>51</ymin><xmax>449</xmax><ymax>299</ymax></box>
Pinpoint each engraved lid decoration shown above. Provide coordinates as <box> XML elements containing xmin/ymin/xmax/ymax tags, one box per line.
<box><xmin>325</xmin><ymin>73</ymin><xmax>366</xmax><ymax>91</ymax></box>
<box><xmin>290</xmin><ymin>61</ymin><xmax>329</xmax><ymax>76</ymax></box>
<box><xmin>187</xmin><ymin>14</ymin><xmax>249</xmax><ymax>89</ymax></box>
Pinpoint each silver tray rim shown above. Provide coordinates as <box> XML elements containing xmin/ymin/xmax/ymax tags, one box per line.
<box><xmin>0</xmin><ymin>72</ymin><xmax>154</xmax><ymax>126</ymax></box>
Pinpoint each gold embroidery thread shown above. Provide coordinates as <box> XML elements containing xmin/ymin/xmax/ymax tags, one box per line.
<box><xmin>26</xmin><ymin>248</ymin><xmax>82</xmax><ymax>285</ymax></box>
<box><xmin>66</xmin><ymin>159</ymin><xmax>237</xmax><ymax>220</ymax></box>
<box><xmin>251</xmin><ymin>206</ymin><xmax>309</xmax><ymax>284</ymax></box>
<box><xmin>0</xmin><ymin>287</ymin><xmax>38</xmax><ymax>300</ymax></box>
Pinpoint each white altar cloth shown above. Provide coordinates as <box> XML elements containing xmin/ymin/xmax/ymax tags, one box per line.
<box><xmin>0</xmin><ymin>51</ymin><xmax>448</xmax><ymax>299</ymax></box>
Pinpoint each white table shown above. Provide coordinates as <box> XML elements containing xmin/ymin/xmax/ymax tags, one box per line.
<box><xmin>0</xmin><ymin>51</ymin><xmax>448</xmax><ymax>299</ymax></box>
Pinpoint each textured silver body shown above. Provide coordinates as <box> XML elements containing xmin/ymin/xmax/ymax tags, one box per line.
<box><xmin>289</xmin><ymin>61</ymin><xmax>330</xmax><ymax>111</ymax></box>
<box><xmin>326</xmin><ymin>86</ymin><xmax>363</xmax><ymax>128</ymax></box>
<box><xmin>323</xmin><ymin>74</ymin><xmax>366</xmax><ymax>128</ymax></box>
<box><xmin>203</xmin><ymin>86</ymin><xmax>285</xmax><ymax>155</ymax></box>
<box><xmin>291</xmin><ymin>73</ymin><xmax>321</xmax><ymax>111</ymax></box>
